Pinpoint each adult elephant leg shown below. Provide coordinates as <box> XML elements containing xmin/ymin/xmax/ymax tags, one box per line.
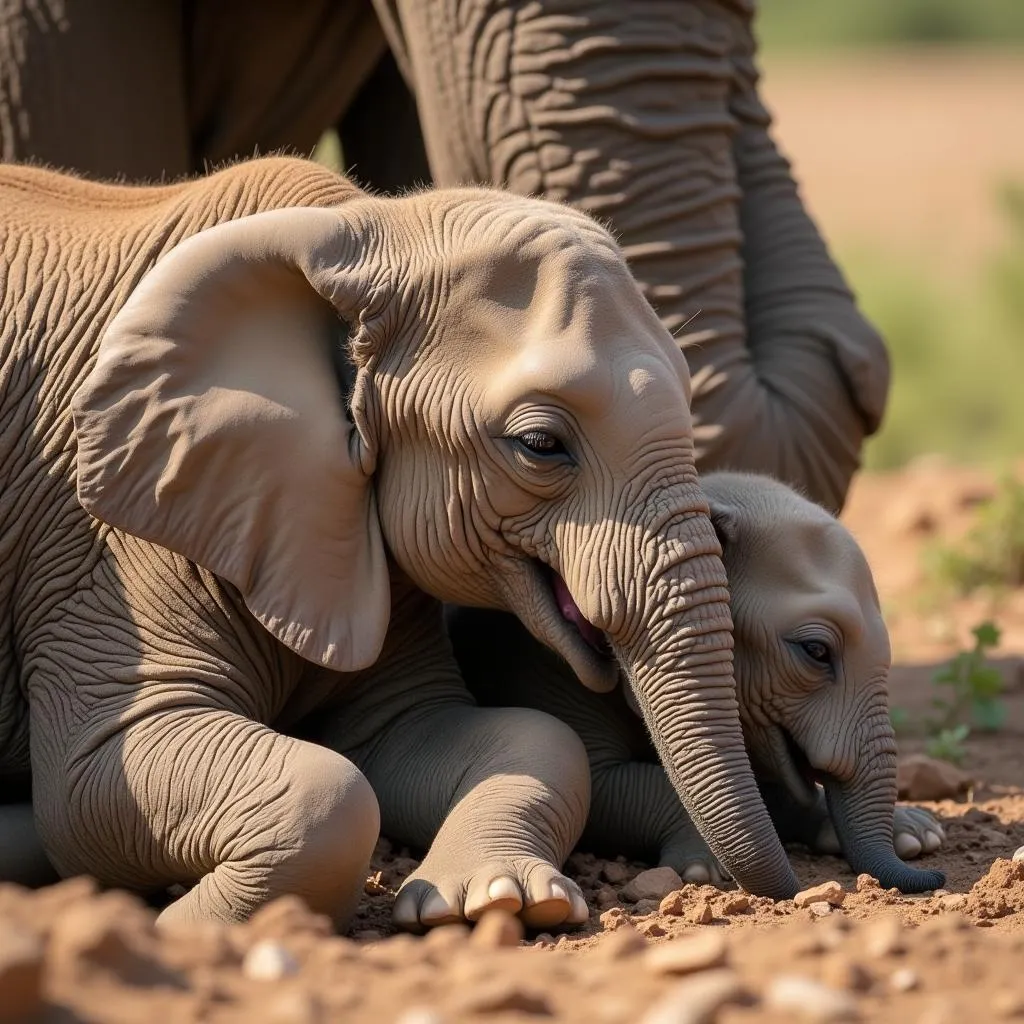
<box><xmin>448</xmin><ymin>606</ymin><xmax>730</xmax><ymax>887</ymax></box>
<box><xmin>304</xmin><ymin>589</ymin><xmax>591</xmax><ymax>932</ymax></box>
<box><xmin>0</xmin><ymin>0</ymin><xmax>190</xmax><ymax>178</ymax></box>
<box><xmin>376</xmin><ymin>0</ymin><xmax>886</xmax><ymax>512</ymax></box>
<box><xmin>32</xmin><ymin>702</ymin><xmax>379</xmax><ymax>929</ymax></box>
<box><xmin>339</xmin><ymin>50</ymin><xmax>432</xmax><ymax>194</ymax></box>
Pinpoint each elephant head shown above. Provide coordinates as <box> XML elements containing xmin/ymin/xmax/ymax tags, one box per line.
<box><xmin>71</xmin><ymin>182</ymin><xmax>798</xmax><ymax>899</ymax></box>
<box><xmin>702</xmin><ymin>472</ymin><xmax>944</xmax><ymax>893</ymax></box>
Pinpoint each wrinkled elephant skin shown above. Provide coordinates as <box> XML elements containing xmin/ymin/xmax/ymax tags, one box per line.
<box><xmin>0</xmin><ymin>157</ymin><xmax>796</xmax><ymax>935</ymax></box>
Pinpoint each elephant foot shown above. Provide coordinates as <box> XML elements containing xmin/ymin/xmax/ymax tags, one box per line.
<box><xmin>392</xmin><ymin>856</ymin><xmax>590</xmax><ymax>933</ymax></box>
<box><xmin>812</xmin><ymin>804</ymin><xmax>945</xmax><ymax>861</ymax></box>
<box><xmin>660</xmin><ymin>830</ymin><xmax>732</xmax><ymax>888</ymax></box>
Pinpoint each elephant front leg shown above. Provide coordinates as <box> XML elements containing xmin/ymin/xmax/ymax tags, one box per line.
<box><xmin>345</xmin><ymin>702</ymin><xmax>593</xmax><ymax>933</ymax></box>
<box><xmin>33</xmin><ymin>705</ymin><xmax>380</xmax><ymax>930</ymax></box>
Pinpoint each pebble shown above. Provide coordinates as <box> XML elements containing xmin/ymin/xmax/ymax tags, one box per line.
<box><xmin>242</xmin><ymin>940</ymin><xmax>299</xmax><ymax>981</ymax></box>
<box><xmin>794</xmin><ymin>882</ymin><xmax>847</xmax><ymax>908</ymax></box>
<box><xmin>862</xmin><ymin>915</ymin><xmax>906</xmax><ymax>957</ymax></box>
<box><xmin>808</xmin><ymin>901</ymin><xmax>834</xmax><ymax>918</ymax></box>
<box><xmin>765</xmin><ymin>974</ymin><xmax>860</xmax><ymax>1022</ymax></box>
<box><xmin>855</xmin><ymin>875</ymin><xmax>881</xmax><ymax>894</ymax></box>
<box><xmin>639</xmin><ymin>920</ymin><xmax>667</xmax><ymax>938</ymax></box>
<box><xmin>890</xmin><ymin>968</ymin><xmax>920</xmax><ymax>993</ymax></box>
<box><xmin>690</xmin><ymin>901</ymin><xmax>714</xmax><ymax>926</ymax></box>
<box><xmin>896</xmin><ymin>754</ymin><xmax>970</xmax><ymax>801</ymax></box>
<box><xmin>659</xmin><ymin>891</ymin><xmax>685</xmax><ymax>916</ymax></box>
<box><xmin>394</xmin><ymin>1009</ymin><xmax>446</xmax><ymax>1024</ymax></box>
<box><xmin>643</xmin><ymin>931</ymin><xmax>727</xmax><ymax>976</ymax></box>
<box><xmin>601</xmin><ymin>861</ymin><xmax>632</xmax><ymax>885</ymax></box>
<box><xmin>596</xmin><ymin>885</ymin><xmax>620</xmax><ymax>909</ymax></box>
<box><xmin>450</xmin><ymin>978</ymin><xmax>551</xmax><ymax>1015</ymax></box>
<box><xmin>596</xmin><ymin>923</ymin><xmax>648</xmax><ymax>960</ymax></box>
<box><xmin>622</xmin><ymin>867</ymin><xmax>685</xmax><ymax>903</ymax></box>
<box><xmin>470</xmin><ymin>909</ymin><xmax>524</xmax><ymax>949</ymax></box>
<box><xmin>639</xmin><ymin>969</ymin><xmax>744</xmax><ymax>1024</ymax></box>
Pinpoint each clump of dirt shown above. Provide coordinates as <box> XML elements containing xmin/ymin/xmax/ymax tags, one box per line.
<box><xmin>4</xmin><ymin>860</ymin><xmax>1024</xmax><ymax>1022</ymax></box>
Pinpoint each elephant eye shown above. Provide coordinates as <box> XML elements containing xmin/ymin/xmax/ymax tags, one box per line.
<box><xmin>801</xmin><ymin>640</ymin><xmax>832</xmax><ymax>665</ymax></box>
<box><xmin>516</xmin><ymin>430</ymin><xmax>567</xmax><ymax>457</ymax></box>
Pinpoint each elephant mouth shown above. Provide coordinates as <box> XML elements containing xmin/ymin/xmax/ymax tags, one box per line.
<box><xmin>773</xmin><ymin>726</ymin><xmax>824</xmax><ymax>808</ymax></box>
<box><xmin>548</xmin><ymin>569</ymin><xmax>612</xmax><ymax>656</ymax></box>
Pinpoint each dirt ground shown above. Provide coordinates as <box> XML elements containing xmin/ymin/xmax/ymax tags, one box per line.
<box><xmin>2</xmin><ymin>459</ymin><xmax>1023</xmax><ymax>1022</ymax></box>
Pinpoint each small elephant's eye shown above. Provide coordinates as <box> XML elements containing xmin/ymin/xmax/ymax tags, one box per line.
<box><xmin>801</xmin><ymin>640</ymin><xmax>832</xmax><ymax>665</ymax></box>
<box><xmin>516</xmin><ymin>431</ymin><xmax>567</xmax><ymax>457</ymax></box>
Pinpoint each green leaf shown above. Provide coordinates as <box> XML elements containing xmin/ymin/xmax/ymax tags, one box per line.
<box><xmin>973</xmin><ymin>621</ymin><xmax>1002</xmax><ymax>649</ymax></box>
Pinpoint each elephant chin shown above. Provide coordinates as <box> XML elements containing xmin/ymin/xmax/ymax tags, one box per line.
<box><xmin>823</xmin><ymin>777</ymin><xmax>946</xmax><ymax>894</ymax></box>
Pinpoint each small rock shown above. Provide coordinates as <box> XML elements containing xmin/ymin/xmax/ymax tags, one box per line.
<box><xmin>0</xmin><ymin>924</ymin><xmax>43</xmax><ymax>1022</ymax></box>
<box><xmin>599</xmin><ymin>907</ymin><xmax>628</xmax><ymax>931</ymax></box>
<box><xmin>659</xmin><ymin>890</ymin><xmax>685</xmax><ymax>916</ymax></box>
<box><xmin>640</xmin><ymin>969</ymin><xmax>744</xmax><ymax>1024</ymax></box>
<box><xmin>450</xmin><ymin>979</ymin><xmax>551</xmax><ymax>1015</ymax></box>
<box><xmin>394</xmin><ymin>1010</ymin><xmax>446</xmax><ymax>1024</ymax></box>
<box><xmin>639</xmin><ymin>919</ymin><xmax>667</xmax><ymax>938</ymax></box>
<box><xmin>622</xmin><ymin>867</ymin><xmax>685</xmax><ymax>903</ymax></box>
<box><xmin>364</xmin><ymin>872</ymin><xmax>387</xmax><ymax>896</ymax></box>
<box><xmin>808</xmin><ymin>901</ymin><xmax>833</xmax><ymax>918</ymax></box>
<box><xmin>855</xmin><ymin>875</ymin><xmax>881</xmax><ymax>894</ymax></box>
<box><xmin>596</xmin><ymin>885</ymin><xmax>620</xmax><ymax>909</ymax></box>
<box><xmin>765</xmin><ymin>975</ymin><xmax>859</xmax><ymax>1021</ymax></box>
<box><xmin>862</xmin><ymin>915</ymin><xmax>905</xmax><ymax>958</ymax></box>
<box><xmin>643</xmin><ymin>931</ymin><xmax>727</xmax><ymax>975</ymax></box>
<box><xmin>938</xmin><ymin>894</ymin><xmax>966</xmax><ymax>912</ymax></box>
<box><xmin>795</xmin><ymin>882</ymin><xmax>847</xmax><ymax>908</ymax></box>
<box><xmin>822</xmin><ymin>959</ymin><xmax>872</xmax><ymax>993</ymax></box>
<box><xmin>896</xmin><ymin>754</ymin><xmax>971</xmax><ymax>801</ymax></box>
<box><xmin>242</xmin><ymin>940</ymin><xmax>299</xmax><ymax>981</ymax></box>
<box><xmin>991</xmin><ymin>989</ymin><xmax>1024</xmax><ymax>1018</ymax></box>
<box><xmin>633</xmin><ymin>899</ymin><xmax>660</xmax><ymax>916</ymax></box>
<box><xmin>471</xmin><ymin>909</ymin><xmax>523</xmax><ymax>949</ymax></box>
<box><xmin>596</xmin><ymin>923</ymin><xmax>647</xmax><ymax>960</ymax></box>
<box><xmin>719</xmin><ymin>894</ymin><xmax>751</xmax><ymax>915</ymax></box>
<box><xmin>890</xmin><ymin>968</ymin><xmax>920</xmax><ymax>993</ymax></box>
<box><xmin>1013</xmin><ymin>846</ymin><xmax>1024</xmax><ymax>863</ymax></box>
<box><xmin>601</xmin><ymin>861</ymin><xmax>632</xmax><ymax>885</ymax></box>
<box><xmin>689</xmin><ymin>901</ymin><xmax>714</xmax><ymax>926</ymax></box>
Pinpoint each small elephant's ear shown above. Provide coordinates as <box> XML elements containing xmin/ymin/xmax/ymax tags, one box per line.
<box><xmin>707</xmin><ymin>498</ymin><xmax>739</xmax><ymax>554</ymax></box>
<box><xmin>72</xmin><ymin>207</ymin><xmax>391</xmax><ymax>671</ymax></box>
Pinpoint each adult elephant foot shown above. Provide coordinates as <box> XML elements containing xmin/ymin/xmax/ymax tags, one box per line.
<box><xmin>394</xmin><ymin>855</ymin><xmax>589</xmax><ymax>932</ymax></box>
<box><xmin>813</xmin><ymin>805</ymin><xmax>945</xmax><ymax>862</ymax></box>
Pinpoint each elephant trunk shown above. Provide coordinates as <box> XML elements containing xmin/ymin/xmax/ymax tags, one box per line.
<box><xmin>822</xmin><ymin>708</ymin><xmax>945</xmax><ymax>893</ymax></box>
<box><xmin>616</xmin><ymin>517</ymin><xmax>799</xmax><ymax>900</ymax></box>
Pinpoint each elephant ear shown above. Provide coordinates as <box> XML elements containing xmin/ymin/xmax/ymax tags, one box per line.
<box><xmin>72</xmin><ymin>207</ymin><xmax>392</xmax><ymax>672</ymax></box>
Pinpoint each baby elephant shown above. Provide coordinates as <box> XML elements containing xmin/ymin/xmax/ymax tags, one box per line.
<box><xmin>450</xmin><ymin>472</ymin><xmax>946</xmax><ymax>892</ymax></box>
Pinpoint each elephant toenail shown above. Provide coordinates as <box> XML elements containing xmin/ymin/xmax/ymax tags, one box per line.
<box><xmin>894</xmin><ymin>833</ymin><xmax>922</xmax><ymax>859</ymax></box>
<box><xmin>683</xmin><ymin>864</ymin><xmax>710</xmax><ymax>884</ymax></box>
<box><xmin>420</xmin><ymin>891</ymin><xmax>455</xmax><ymax>923</ymax></box>
<box><xmin>924</xmin><ymin>830</ymin><xmax>941</xmax><ymax>852</ymax></box>
<box><xmin>487</xmin><ymin>877</ymin><xmax>521</xmax><ymax>902</ymax></box>
<box><xmin>570</xmin><ymin>892</ymin><xmax>590</xmax><ymax>922</ymax></box>
<box><xmin>549</xmin><ymin>881</ymin><xmax>569</xmax><ymax>903</ymax></box>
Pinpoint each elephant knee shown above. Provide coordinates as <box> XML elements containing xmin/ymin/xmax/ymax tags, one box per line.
<box><xmin>282</xmin><ymin>741</ymin><xmax>382</xmax><ymax>884</ymax></box>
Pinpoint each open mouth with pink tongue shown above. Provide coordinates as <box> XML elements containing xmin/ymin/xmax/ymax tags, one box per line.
<box><xmin>549</xmin><ymin>571</ymin><xmax>611</xmax><ymax>655</ymax></box>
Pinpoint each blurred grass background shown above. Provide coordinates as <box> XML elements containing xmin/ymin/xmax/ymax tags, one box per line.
<box><xmin>754</xmin><ymin>1</ymin><xmax>1024</xmax><ymax>471</ymax></box>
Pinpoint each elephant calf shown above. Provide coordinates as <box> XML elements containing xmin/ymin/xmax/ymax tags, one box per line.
<box><xmin>451</xmin><ymin>472</ymin><xmax>947</xmax><ymax>894</ymax></box>
<box><xmin>0</xmin><ymin>155</ymin><xmax>808</xmax><ymax>933</ymax></box>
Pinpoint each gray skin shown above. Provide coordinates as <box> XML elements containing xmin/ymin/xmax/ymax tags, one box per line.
<box><xmin>0</xmin><ymin>0</ymin><xmax>887</xmax><ymax>516</ymax></box>
<box><xmin>450</xmin><ymin>473</ymin><xmax>946</xmax><ymax>894</ymax></box>
<box><xmin>0</xmin><ymin>156</ymin><xmax>800</xmax><ymax>934</ymax></box>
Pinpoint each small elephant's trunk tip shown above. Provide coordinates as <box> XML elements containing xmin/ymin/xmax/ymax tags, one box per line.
<box><xmin>859</xmin><ymin>858</ymin><xmax>945</xmax><ymax>894</ymax></box>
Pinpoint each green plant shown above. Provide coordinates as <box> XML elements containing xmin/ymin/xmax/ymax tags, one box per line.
<box><xmin>924</xmin><ymin>476</ymin><xmax>1024</xmax><ymax>595</ymax></box>
<box><xmin>890</xmin><ymin>620</ymin><xmax>1005</xmax><ymax>764</ymax></box>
